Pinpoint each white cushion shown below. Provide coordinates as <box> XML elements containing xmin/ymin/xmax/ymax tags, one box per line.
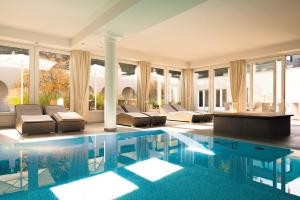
<box><xmin>126</xmin><ymin>112</ymin><xmax>148</xmax><ymax>118</ymax></box>
<box><xmin>55</xmin><ymin>112</ymin><xmax>83</xmax><ymax>121</ymax></box>
<box><xmin>21</xmin><ymin>115</ymin><xmax>53</xmax><ymax>122</ymax></box>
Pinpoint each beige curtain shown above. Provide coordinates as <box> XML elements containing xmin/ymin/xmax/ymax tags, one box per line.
<box><xmin>70</xmin><ymin>50</ymin><xmax>91</xmax><ymax>118</ymax></box>
<box><xmin>181</xmin><ymin>69</ymin><xmax>194</xmax><ymax>110</ymax></box>
<box><xmin>137</xmin><ymin>61</ymin><xmax>151</xmax><ymax>112</ymax></box>
<box><xmin>229</xmin><ymin>60</ymin><xmax>246</xmax><ymax>112</ymax></box>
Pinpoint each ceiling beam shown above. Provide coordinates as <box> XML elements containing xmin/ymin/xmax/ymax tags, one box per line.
<box><xmin>71</xmin><ymin>0</ymin><xmax>140</xmax><ymax>47</ymax></box>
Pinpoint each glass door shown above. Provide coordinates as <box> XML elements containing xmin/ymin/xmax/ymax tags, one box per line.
<box><xmin>253</xmin><ymin>61</ymin><xmax>275</xmax><ymax>112</ymax></box>
<box><xmin>168</xmin><ymin>70</ymin><xmax>182</xmax><ymax>104</ymax></box>
<box><xmin>150</xmin><ymin>67</ymin><xmax>165</xmax><ymax>110</ymax></box>
<box><xmin>194</xmin><ymin>70</ymin><xmax>210</xmax><ymax>112</ymax></box>
<box><xmin>213</xmin><ymin>68</ymin><xmax>231</xmax><ymax>112</ymax></box>
<box><xmin>286</xmin><ymin>55</ymin><xmax>300</xmax><ymax>122</ymax></box>
<box><xmin>0</xmin><ymin>44</ymin><xmax>32</xmax><ymax>112</ymax></box>
<box><xmin>247</xmin><ymin>59</ymin><xmax>283</xmax><ymax>113</ymax></box>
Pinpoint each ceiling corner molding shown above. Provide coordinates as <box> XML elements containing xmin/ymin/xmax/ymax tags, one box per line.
<box><xmin>0</xmin><ymin>25</ymin><xmax>71</xmax><ymax>47</ymax></box>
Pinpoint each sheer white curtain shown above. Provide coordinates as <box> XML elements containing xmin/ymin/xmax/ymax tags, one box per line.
<box><xmin>70</xmin><ymin>50</ymin><xmax>91</xmax><ymax>118</ymax></box>
<box><xmin>229</xmin><ymin>60</ymin><xmax>246</xmax><ymax>112</ymax></box>
<box><xmin>137</xmin><ymin>61</ymin><xmax>151</xmax><ymax>112</ymax></box>
<box><xmin>181</xmin><ymin>69</ymin><xmax>194</xmax><ymax>110</ymax></box>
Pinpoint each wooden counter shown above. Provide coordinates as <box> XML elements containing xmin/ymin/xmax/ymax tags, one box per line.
<box><xmin>213</xmin><ymin>112</ymin><xmax>292</xmax><ymax>138</ymax></box>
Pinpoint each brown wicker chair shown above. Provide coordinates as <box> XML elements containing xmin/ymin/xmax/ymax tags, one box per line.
<box><xmin>171</xmin><ymin>104</ymin><xmax>213</xmax><ymax>122</ymax></box>
<box><xmin>15</xmin><ymin>104</ymin><xmax>55</xmax><ymax>135</ymax></box>
<box><xmin>122</xmin><ymin>104</ymin><xmax>166</xmax><ymax>126</ymax></box>
<box><xmin>116</xmin><ymin>105</ymin><xmax>151</xmax><ymax>127</ymax></box>
<box><xmin>44</xmin><ymin>105</ymin><xmax>85</xmax><ymax>133</ymax></box>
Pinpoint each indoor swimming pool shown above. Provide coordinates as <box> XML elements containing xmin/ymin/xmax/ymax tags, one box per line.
<box><xmin>0</xmin><ymin>129</ymin><xmax>299</xmax><ymax>200</ymax></box>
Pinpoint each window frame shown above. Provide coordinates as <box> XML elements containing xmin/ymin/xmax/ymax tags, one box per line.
<box><xmin>149</xmin><ymin>65</ymin><xmax>167</xmax><ymax>108</ymax></box>
<box><xmin>166</xmin><ymin>68</ymin><xmax>183</xmax><ymax>105</ymax></box>
<box><xmin>194</xmin><ymin>67</ymin><xmax>211</xmax><ymax>112</ymax></box>
<box><xmin>246</xmin><ymin>56</ymin><xmax>285</xmax><ymax>113</ymax></box>
<box><xmin>212</xmin><ymin>66</ymin><xmax>231</xmax><ymax>112</ymax></box>
<box><xmin>0</xmin><ymin>40</ymin><xmax>35</xmax><ymax>109</ymax></box>
<box><xmin>89</xmin><ymin>55</ymin><xmax>105</xmax><ymax>112</ymax></box>
<box><xmin>35</xmin><ymin>47</ymin><xmax>71</xmax><ymax>108</ymax></box>
<box><xmin>194</xmin><ymin>65</ymin><xmax>231</xmax><ymax>113</ymax></box>
<box><xmin>118</xmin><ymin>61</ymin><xmax>138</xmax><ymax>106</ymax></box>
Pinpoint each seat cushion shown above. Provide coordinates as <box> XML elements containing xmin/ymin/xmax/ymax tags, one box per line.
<box><xmin>21</xmin><ymin>115</ymin><xmax>53</xmax><ymax>123</ymax></box>
<box><xmin>126</xmin><ymin>112</ymin><xmax>149</xmax><ymax>118</ymax></box>
<box><xmin>54</xmin><ymin>112</ymin><xmax>83</xmax><ymax>121</ymax></box>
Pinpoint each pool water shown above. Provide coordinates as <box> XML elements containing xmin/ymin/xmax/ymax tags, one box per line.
<box><xmin>0</xmin><ymin>129</ymin><xmax>299</xmax><ymax>200</ymax></box>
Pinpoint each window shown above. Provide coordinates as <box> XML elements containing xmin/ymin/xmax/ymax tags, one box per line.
<box><xmin>0</xmin><ymin>45</ymin><xmax>30</xmax><ymax>112</ymax></box>
<box><xmin>222</xmin><ymin>89</ymin><xmax>227</xmax><ymax>107</ymax></box>
<box><xmin>214</xmin><ymin>68</ymin><xmax>231</xmax><ymax>112</ymax></box>
<box><xmin>89</xmin><ymin>59</ymin><xmax>105</xmax><ymax>111</ymax></box>
<box><xmin>150</xmin><ymin>68</ymin><xmax>165</xmax><ymax>109</ymax></box>
<box><xmin>194</xmin><ymin>70</ymin><xmax>209</xmax><ymax>111</ymax></box>
<box><xmin>253</xmin><ymin>61</ymin><xmax>274</xmax><ymax>112</ymax></box>
<box><xmin>205</xmin><ymin>90</ymin><xmax>209</xmax><ymax>107</ymax></box>
<box><xmin>247</xmin><ymin>59</ymin><xmax>283</xmax><ymax>113</ymax></box>
<box><xmin>216</xmin><ymin>89</ymin><xmax>220</xmax><ymax>107</ymax></box>
<box><xmin>39</xmin><ymin>51</ymin><xmax>70</xmax><ymax>109</ymax></box>
<box><xmin>246</xmin><ymin>64</ymin><xmax>252</xmax><ymax>111</ymax></box>
<box><xmin>286</xmin><ymin>55</ymin><xmax>300</xmax><ymax>119</ymax></box>
<box><xmin>276</xmin><ymin>60</ymin><xmax>282</xmax><ymax>112</ymax></box>
<box><xmin>118</xmin><ymin>63</ymin><xmax>138</xmax><ymax>106</ymax></box>
<box><xmin>168</xmin><ymin>70</ymin><xmax>181</xmax><ymax>104</ymax></box>
<box><xmin>199</xmin><ymin>90</ymin><xmax>203</xmax><ymax>107</ymax></box>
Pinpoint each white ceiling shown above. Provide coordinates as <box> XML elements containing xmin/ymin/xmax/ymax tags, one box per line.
<box><xmin>118</xmin><ymin>0</ymin><xmax>300</xmax><ymax>62</ymax></box>
<box><xmin>0</xmin><ymin>0</ymin><xmax>119</xmax><ymax>38</ymax></box>
<box><xmin>0</xmin><ymin>0</ymin><xmax>300</xmax><ymax>67</ymax></box>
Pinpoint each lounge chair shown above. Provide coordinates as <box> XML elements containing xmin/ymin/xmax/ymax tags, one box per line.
<box><xmin>15</xmin><ymin>104</ymin><xmax>55</xmax><ymax>135</ymax></box>
<box><xmin>116</xmin><ymin>105</ymin><xmax>151</xmax><ymax>127</ymax></box>
<box><xmin>160</xmin><ymin>104</ymin><xmax>204</xmax><ymax>123</ymax></box>
<box><xmin>44</xmin><ymin>105</ymin><xmax>85</xmax><ymax>133</ymax></box>
<box><xmin>171</xmin><ymin>104</ymin><xmax>213</xmax><ymax>122</ymax></box>
<box><xmin>122</xmin><ymin>104</ymin><xmax>166</xmax><ymax>126</ymax></box>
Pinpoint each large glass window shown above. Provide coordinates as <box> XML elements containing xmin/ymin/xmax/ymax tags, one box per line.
<box><xmin>168</xmin><ymin>70</ymin><xmax>181</xmax><ymax>104</ymax></box>
<box><xmin>276</xmin><ymin>60</ymin><xmax>282</xmax><ymax>112</ymax></box>
<box><xmin>194</xmin><ymin>70</ymin><xmax>209</xmax><ymax>111</ymax></box>
<box><xmin>214</xmin><ymin>68</ymin><xmax>231</xmax><ymax>112</ymax></box>
<box><xmin>247</xmin><ymin>59</ymin><xmax>283</xmax><ymax>113</ymax></box>
<box><xmin>39</xmin><ymin>51</ymin><xmax>70</xmax><ymax>109</ymax></box>
<box><xmin>286</xmin><ymin>55</ymin><xmax>300</xmax><ymax>120</ymax></box>
<box><xmin>150</xmin><ymin>67</ymin><xmax>165</xmax><ymax>109</ymax></box>
<box><xmin>253</xmin><ymin>61</ymin><xmax>275</xmax><ymax>112</ymax></box>
<box><xmin>246</xmin><ymin>64</ymin><xmax>252</xmax><ymax>111</ymax></box>
<box><xmin>0</xmin><ymin>45</ymin><xmax>30</xmax><ymax>112</ymax></box>
<box><xmin>118</xmin><ymin>63</ymin><xmax>138</xmax><ymax>106</ymax></box>
<box><xmin>89</xmin><ymin>59</ymin><xmax>105</xmax><ymax>111</ymax></box>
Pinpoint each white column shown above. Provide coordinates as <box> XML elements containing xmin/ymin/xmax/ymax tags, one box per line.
<box><xmin>104</xmin><ymin>34</ymin><xmax>117</xmax><ymax>132</ymax></box>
